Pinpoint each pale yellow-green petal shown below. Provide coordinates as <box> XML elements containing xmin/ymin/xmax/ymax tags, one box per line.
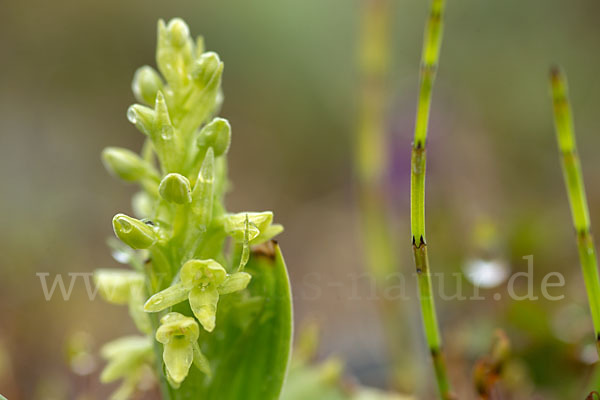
<box><xmin>250</xmin><ymin>223</ymin><xmax>284</xmax><ymax>245</ymax></box>
<box><xmin>180</xmin><ymin>259</ymin><xmax>227</xmax><ymax>289</ymax></box>
<box><xmin>156</xmin><ymin>312</ymin><xmax>199</xmax><ymax>344</ymax></box>
<box><xmin>144</xmin><ymin>283</ymin><xmax>189</xmax><ymax>312</ymax></box>
<box><xmin>101</xmin><ymin>356</ymin><xmax>136</xmax><ymax>383</ymax></box>
<box><xmin>189</xmin><ymin>286</ymin><xmax>219</xmax><ymax>332</ymax></box>
<box><xmin>218</xmin><ymin>272</ymin><xmax>252</xmax><ymax>295</ymax></box>
<box><xmin>163</xmin><ymin>338</ymin><xmax>194</xmax><ymax>384</ymax></box>
<box><xmin>100</xmin><ymin>336</ymin><xmax>152</xmax><ymax>360</ymax></box>
<box><xmin>94</xmin><ymin>269</ymin><xmax>145</xmax><ymax>305</ymax></box>
<box><xmin>192</xmin><ymin>342</ymin><xmax>212</xmax><ymax>377</ymax></box>
<box><xmin>109</xmin><ymin>376</ymin><xmax>138</xmax><ymax>400</ymax></box>
<box><xmin>128</xmin><ymin>287</ymin><xmax>152</xmax><ymax>334</ymax></box>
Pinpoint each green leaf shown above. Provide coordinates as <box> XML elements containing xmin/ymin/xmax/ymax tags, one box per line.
<box><xmin>169</xmin><ymin>242</ymin><xmax>292</xmax><ymax>400</ymax></box>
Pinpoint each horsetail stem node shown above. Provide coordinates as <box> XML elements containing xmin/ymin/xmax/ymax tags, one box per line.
<box><xmin>411</xmin><ymin>0</ymin><xmax>454</xmax><ymax>398</ymax></box>
<box><xmin>96</xmin><ymin>18</ymin><xmax>285</xmax><ymax>399</ymax></box>
<box><xmin>550</xmin><ymin>67</ymin><xmax>600</xmax><ymax>356</ymax></box>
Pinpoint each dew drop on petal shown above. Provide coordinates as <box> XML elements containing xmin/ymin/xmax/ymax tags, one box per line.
<box><xmin>161</xmin><ymin>126</ymin><xmax>174</xmax><ymax>140</ymax></box>
<box><xmin>119</xmin><ymin>221</ymin><xmax>133</xmax><ymax>234</ymax></box>
<box><xmin>127</xmin><ymin>108</ymin><xmax>138</xmax><ymax>124</ymax></box>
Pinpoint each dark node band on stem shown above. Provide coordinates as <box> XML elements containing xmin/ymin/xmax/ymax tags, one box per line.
<box><xmin>420</xmin><ymin>63</ymin><xmax>438</xmax><ymax>75</ymax></box>
<box><xmin>577</xmin><ymin>227</ymin><xmax>593</xmax><ymax>239</ymax></box>
<box><xmin>549</xmin><ymin>65</ymin><xmax>561</xmax><ymax>81</ymax></box>
<box><xmin>411</xmin><ymin>235</ymin><xmax>426</xmax><ymax>248</ymax></box>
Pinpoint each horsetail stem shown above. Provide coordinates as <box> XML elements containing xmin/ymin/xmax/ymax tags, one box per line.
<box><xmin>550</xmin><ymin>67</ymin><xmax>600</xmax><ymax>355</ymax></box>
<box><xmin>410</xmin><ymin>0</ymin><xmax>453</xmax><ymax>398</ymax></box>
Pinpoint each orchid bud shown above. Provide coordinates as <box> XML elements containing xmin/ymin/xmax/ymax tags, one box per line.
<box><xmin>102</xmin><ymin>147</ymin><xmax>155</xmax><ymax>182</ymax></box>
<box><xmin>198</xmin><ymin>118</ymin><xmax>231</xmax><ymax>156</ymax></box>
<box><xmin>193</xmin><ymin>52</ymin><xmax>222</xmax><ymax>88</ymax></box>
<box><xmin>159</xmin><ymin>173</ymin><xmax>192</xmax><ymax>204</ymax></box>
<box><xmin>166</xmin><ymin>18</ymin><xmax>190</xmax><ymax>48</ymax></box>
<box><xmin>127</xmin><ymin>104</ymin><xmax>155</xmax><ymax>136</ymax></box>
<box><xmin>132</xmin><ymin>66</ymin><xmax>164</xmax><ymax>105</ymax></box>
<box><xmin>112</xmin><ymin>214</ymin><xmax>158</xmax><ymax>249</ymax></box>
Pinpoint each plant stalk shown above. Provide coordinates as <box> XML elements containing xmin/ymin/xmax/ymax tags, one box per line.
<box><xmin>356</xmin><ymin>0</ymin><xmax>417</xmax><ymax>390</ymax></box>
<box><xmin>410</xmin><ymin>0</ymin><xmax>453</xmax><ymax>398</ymax></box>
<box><xmin>550</xmin><ymin>68</ymin><xmax>600</xmax><ymax>356</ymax></box>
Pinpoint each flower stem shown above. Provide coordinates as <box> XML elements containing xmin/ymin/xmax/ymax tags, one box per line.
<box><xmin>410</xmin><ymin>0</ymin><xmax>453</xmax><ymax>398</ymax></box>
<box><xmin>550</xmin><ymin>67</ymin><xmax>600</xmax><ymax>356</ymax></box>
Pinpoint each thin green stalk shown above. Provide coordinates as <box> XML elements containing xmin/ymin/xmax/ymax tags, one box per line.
<box><xmin>356</xmin><ymin>0</ymin><xmax>415</xmax><ymax>390</ymax></box>
<box><xmin>410</xmin><ymin>0</ymin><xmax>453</xmax><ymax>398</ymax></box>
<box><xmin>356</xmin><ymin>0</ymin><xmax>394</xmax><ymax>281</ymax></box>
<box><xmin>550</xmin><ymin>68</ymin><xmax>600</xmax><ymax>356</ymax></box>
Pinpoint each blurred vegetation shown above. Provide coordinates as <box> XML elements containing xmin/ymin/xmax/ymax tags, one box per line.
<box><xmin>2</xmin><ymin>0</ymin><xmax>600</xmax><ymax>399</ymax></box>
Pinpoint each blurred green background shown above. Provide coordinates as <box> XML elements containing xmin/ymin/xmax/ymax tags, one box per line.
<box><xmin>1</xmin><ymin>0</ymin><xmax>600</xmax><ymax>399</ymax></box>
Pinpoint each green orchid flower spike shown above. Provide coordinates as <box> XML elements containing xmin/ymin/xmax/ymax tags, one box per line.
<box><xmin>95</xmin><ymin>17</ymin><xmax>292</xmax><ymax>399</ymax></box>
<box><xmin>144</xmin><ymin>259</ymin><xmax>251</xmax><ymax>331</ymax></box>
